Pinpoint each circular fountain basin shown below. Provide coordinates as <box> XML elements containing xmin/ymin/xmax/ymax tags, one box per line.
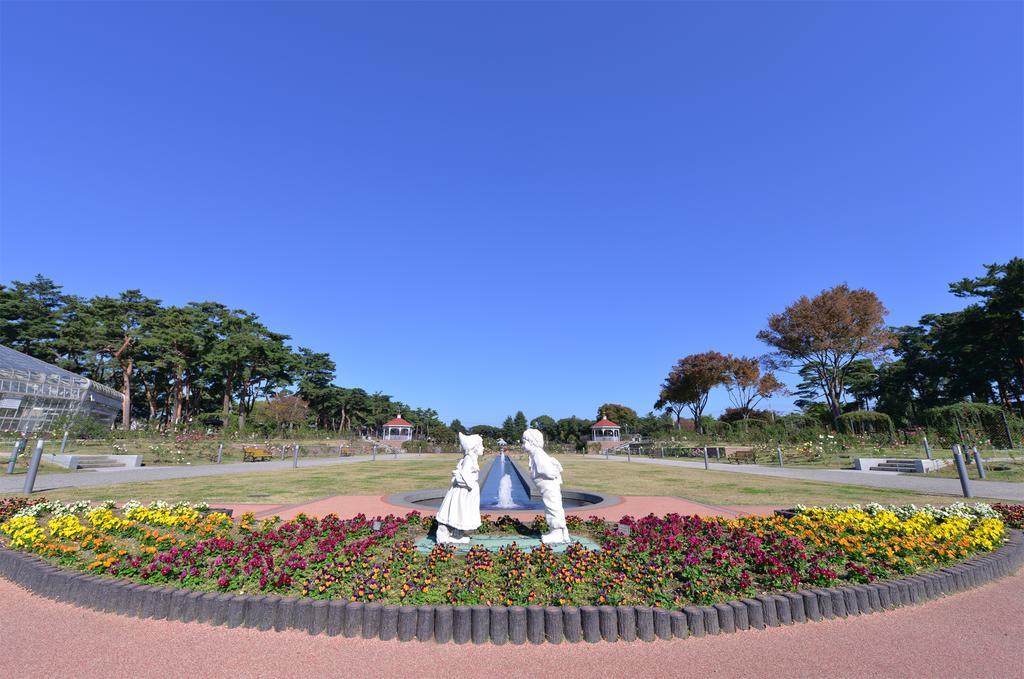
<box><xmin>388</xmin><ymin>452</ymin><xmax>619</xmax><ymax>513</ymax></box>
<box><xmin>387</xmin><ymin>488</ymin><xmax>619</xmax><ymax>512</ymax></box>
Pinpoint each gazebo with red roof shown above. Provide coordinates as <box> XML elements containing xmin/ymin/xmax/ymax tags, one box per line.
<box><xmin>382</xmin><ymin>414</ymin><xmax>414</xmax><ymax>442</ymax></box>
<box><xmin>591</xmin><ymin>414</ymin><xmax>621</xmax><ymax>442</ymax></box>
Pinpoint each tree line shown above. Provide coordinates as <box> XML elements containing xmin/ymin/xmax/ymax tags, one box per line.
<box><xmin>3</xmin><ymin>259</ymin><xmax>1018</xmax><ymax>442</ymax></box>
<box><xmin>0</xmin><ymin>276</ymin><xmax>671</xmax><ymax>445</ymax></box>
<box><xmin>656</xmin><ymin>258</ymin><xmax>1023</xmax><ymax>434</ymax></box>
<box><xmin>457</xmin><ymin>404</ymin><xmax>675</xmax><ymax>449</ymax></box>
<box><xmin>0</xmin><ymin>276</ymin><xmax>446</xmax><ymax>436</ymax></box>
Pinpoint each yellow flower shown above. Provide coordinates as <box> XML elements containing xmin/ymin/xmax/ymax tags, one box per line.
<box><xmin>1</xmin><ymin>516</ymin><xmax>46</xmax><ymax>549</ymax></box>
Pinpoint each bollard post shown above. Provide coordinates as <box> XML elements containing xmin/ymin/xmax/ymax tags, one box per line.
<box><xmin>217</xmin><ymin>443</ymin><xmax>223</xmax><ymax>464</ymax></box>
<box><xmin>23</xmin><ymin>439</ymin><xmax>45</xmax><ymax>494</ymax></box>
<box><xmin>59</xmin><ymin>430</ymin><xmax>70</xmax><ymax>456</ymax></box>
<box><xmin>6</xmin><ymin>437</ymin><xmax>26</xmax><ymax>475</ymax></box>
<box><xmin>715</xmin><ymin>447</ymin><xmax>721</xmax><ymax>461</ymax></box>
<box><xmin>292</xmin><ymin>444</ymin><xmax>299</xmax><ymax>468</ymax></box>
<box><xmin>393</xmin><ymin>446</ymin><xmax>398</xmax><ymax>460</ymax></box>
<box><xmin>1001</xmin><ymin>410</ymin><xmax>1014</xmax><ymax>450</ymax></box>
<box><xmin>626</xmin><ymin>446</ymin><xmax>631</xmax><ymax>463</ymax></box>
<box><xmin>922</xmin><ymin>436</ymin><xmax>932</xmax><ymax>460</ymax></box>
<box><xmin>777</xmin><ymin>447</ymin><xmax>784</xmax><ymax>468</ymax></box>
<box><xmin>604</xmin><ymin>446</ymin><xmax>609</xmax><ymax>460</ymax></box>
<box><xmin>951</xmin><ymin>445</ymin><xmax>972</xmax><ymax>498</ymax></box>
<box><xmin>372</xmin><ymin>446</ymin><xmax>377</xmax><ymax>462</ymax></box>
<box><xmin>702</xmin><ymin>446</ymin><xmax>709</xmax><ymax>470</ymax></box>
<box><xmin>972</xmin><ymin>446</ymin><xmax>986</xmax><ymax>480</ymax></box>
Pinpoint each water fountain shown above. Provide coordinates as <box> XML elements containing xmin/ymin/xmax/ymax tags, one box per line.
<box><xmin>493</xmin><ymin>454</ymin><xmax>521</xmax><ymax>509</ymax></box>
<box><xmin>389</xmin><ymin>452</ymin><xmax>615</xmax><ymax>513</ymax></box>
<box><xmin>391</xmin><ymin>444</ymin><xmax>615</xmax><ymax>553</ymax></box>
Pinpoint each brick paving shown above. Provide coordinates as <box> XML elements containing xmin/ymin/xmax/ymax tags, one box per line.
<box><xmin>0</xmin><ymin>569</ymin><xmax>1019</xmax><ymax>678</ymax></box>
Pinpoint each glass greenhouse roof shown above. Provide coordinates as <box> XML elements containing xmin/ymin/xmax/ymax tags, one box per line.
<box><xmin>0</xmin><ymin>344</ymin><xmax>124</xmax><ymax>433</ymax></box>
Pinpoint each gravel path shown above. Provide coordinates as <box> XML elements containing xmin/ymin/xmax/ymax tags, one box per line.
<box><xmin>583</xmin><ymin>455</ymin><xmax>1024</xmax><ymax>502</ymax></box>
<box><xmin>0</xmin><ymin>571</ymin><xmax>1020</xmax><ymax>678</ymax></box>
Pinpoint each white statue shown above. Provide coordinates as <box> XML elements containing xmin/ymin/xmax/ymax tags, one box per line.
<box><xmin>522</xmin><ymin>428</ymin><xmax>570</xmax><ymax>544</ymax></box>
<box><xmin>435</xmin><ymin>432</ymin><xmax>483</xmax><ymax>544</ymax></box>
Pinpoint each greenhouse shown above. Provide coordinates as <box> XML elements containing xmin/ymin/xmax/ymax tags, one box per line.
<box><xmin>0</xmin><ymin>344</ymin><xmax>123</xmax><ymax>433</ymax></box>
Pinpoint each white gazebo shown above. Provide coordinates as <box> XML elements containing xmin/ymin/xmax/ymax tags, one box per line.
<box><xmin>382</xmin><ymin>414</ymin><xmax>414</xmax><ymax>442</ymax></box>
<box><xmin>590</xmin><ymin>415</ymin><xmax>621</xmax><ymax>442</ymax></box>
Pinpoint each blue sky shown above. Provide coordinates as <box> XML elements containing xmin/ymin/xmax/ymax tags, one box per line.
<box><xmin>1</xmin><ymin>1</ymin><xmax>1021</xmax><ymax>426</ymax></box>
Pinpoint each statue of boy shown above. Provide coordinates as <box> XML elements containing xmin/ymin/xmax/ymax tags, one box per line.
<box><xmin>435</xmin><ymin>432</ymin><xmax>484</xmax><ymax>544</ymax></box>
<box><xmin>522</xmin><ymin>428</ymin><xmax>571</xmax><ymax>544</ymax></box>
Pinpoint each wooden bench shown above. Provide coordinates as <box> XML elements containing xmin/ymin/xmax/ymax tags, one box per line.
<box><xmin>242</xmin><ymin>446</ymin><xmax>273</xmax><ymax>462</ymax></box>
<box><xmin>730</xmin><ymin>449</ymin><xmax>757</xmax><ymax>464</ymax></box>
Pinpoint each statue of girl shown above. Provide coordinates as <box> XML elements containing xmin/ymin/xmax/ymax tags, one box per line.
<box><xmin>435</xmin><ymin>432</ymin><xmax>484</xmax><ymax>544</ymax></box>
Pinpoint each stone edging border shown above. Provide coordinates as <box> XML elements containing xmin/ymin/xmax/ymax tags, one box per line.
<box><xmin>0</xmin><ymin>529</ymin><xmax>1020</xmax><ymax>644</ymax></box>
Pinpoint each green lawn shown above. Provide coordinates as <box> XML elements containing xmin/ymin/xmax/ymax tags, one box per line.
<box><xmin>2</xmin><ymin>453</ymin><xmax>1004</xmax><ymax>507</ymax></box>
<box><xmin>924</xmin><ymin>458</ymin><xmax>1024</xmax><ymax>483</ymax></box>
<box><xmin>0</xmin><ymin>456</ymin><xmax>75</xmax><ymax>475</ymax></box>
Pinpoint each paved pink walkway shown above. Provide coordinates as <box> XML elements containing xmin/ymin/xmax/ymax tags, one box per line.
<box><xmin>0</xmin><ymin>571</ymin><xmax>1020</xmax><ymax>678</ymax></box>
<box><xmin>222</xmin><ymin>495</ymin><xmax>784</xmax><ymax>522</ymax></box>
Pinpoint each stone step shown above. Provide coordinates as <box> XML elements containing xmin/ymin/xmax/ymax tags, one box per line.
<box><xmin>76</xmin><ymin>460</ymin><xmax>123</xmax><ymax>469</ymax></box>
<box><xmin>870</xmin><ymin>463</ymin><xmax>920</xmax><ymax>472</ymax></box>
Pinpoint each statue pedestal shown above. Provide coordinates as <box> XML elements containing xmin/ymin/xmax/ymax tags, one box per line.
<box><xmin>415</xmin><ymin>533</ymin><xmax>599</xmax><ymax>554</ymax></box>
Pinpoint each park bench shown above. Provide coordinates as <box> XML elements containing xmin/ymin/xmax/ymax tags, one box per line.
<box><xmin>729</xmin><ymin>449</ymin><xmax>756</xmax><ymax>464</ymax></box>
<box><xmin>242</xmin><ymin>446</ymin><xmax>273</xmax><ymax>462</ymax></box>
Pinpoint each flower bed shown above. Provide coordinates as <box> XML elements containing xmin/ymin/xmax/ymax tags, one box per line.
<box><xmin>0</xmin><ymin>496</ymin><xmax>43</xmax><ymax>523</ymax></box>
<box><xmin>0</xmin><ymin>501</ymin><xmax>1015</xmax><ymax>610</ymax></box>
<box><xmin>993</xmin><ymin>503</ymin><xmax>1024</xmax><ymax>529</ymax></box>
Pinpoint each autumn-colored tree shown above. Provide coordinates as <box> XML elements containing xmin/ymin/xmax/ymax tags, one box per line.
<box><xmin>722</xmin><ymin>355</ymin><xmax>784</xmax><ymax>418</ymax></box>
<box><xmin>757</xmin><ymin>284</ymin><xmax>894</xmax><ymax>430</ymax></box>
<box><xmin>655</xmin><ymin>351</ymin><xmax>730</xmax><ymax>434</ymax></box>
<box><xmin>264</xmin><ymin>393</ymin><xmax>311</xmax><ymax>431</ymax></box>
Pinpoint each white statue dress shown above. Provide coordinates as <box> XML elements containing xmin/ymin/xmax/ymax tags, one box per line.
<box><xmin>435</xmin><ymin>432</ymin><xmax>483</xmax><ymax>543</ymax></box>
<box><xmin>522</xmin><ymin>428</ymin><xmax>570</xmax><ymax>544</ymax></box>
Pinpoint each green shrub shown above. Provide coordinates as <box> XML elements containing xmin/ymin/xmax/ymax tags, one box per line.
<box><xmin>49</xmin><ymin>414</ymin><xmax>111</xmax><ymax>440</ymax></box>
<box><xmin>924</xmin><ymin>403</ymin><xmax>1019</xmax><ymax>448</ymax></box>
